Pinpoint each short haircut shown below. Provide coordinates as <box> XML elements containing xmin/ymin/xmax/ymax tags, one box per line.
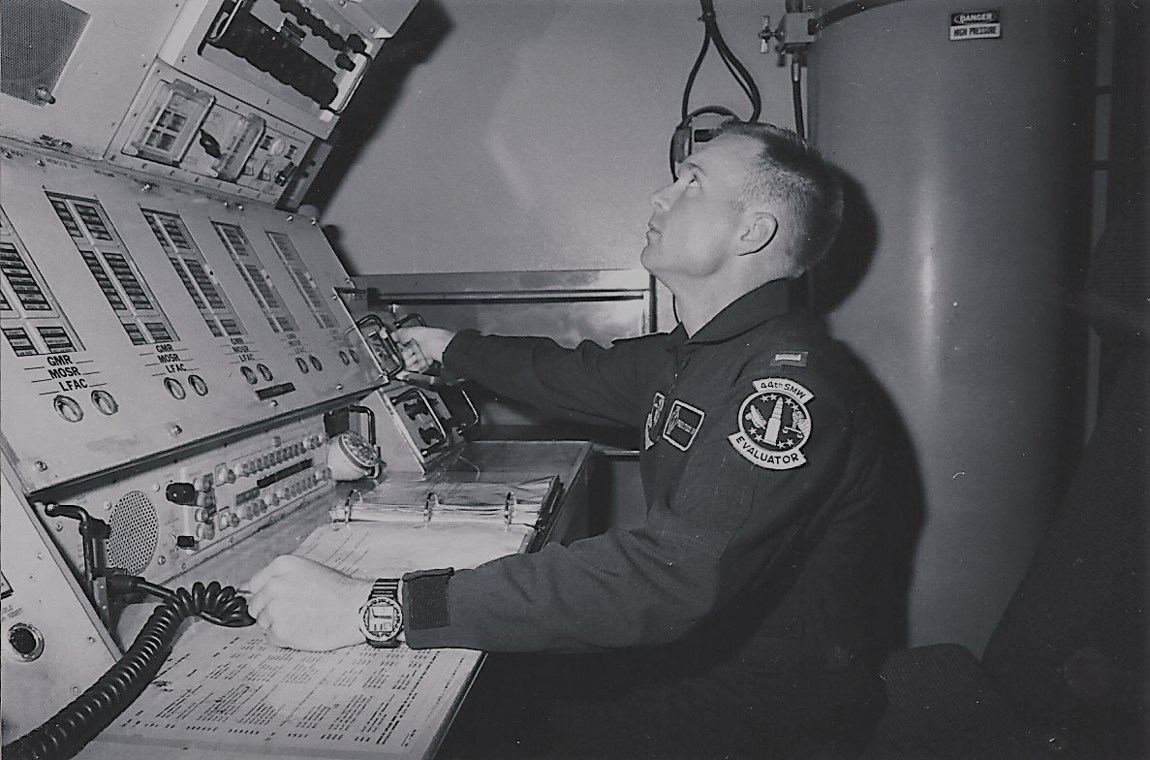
<box><xmin>716</xmin><ymin>121</ymin><xmax>844</xmax><ymax>276</ymax></box>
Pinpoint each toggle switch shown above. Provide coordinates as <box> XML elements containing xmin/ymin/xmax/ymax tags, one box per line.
<box><xmin>166</xmin><ymin>482</ymin><xmax>196</xmax><ymax>506</ymax></box>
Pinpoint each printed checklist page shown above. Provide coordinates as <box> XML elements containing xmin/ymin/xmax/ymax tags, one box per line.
<box><xmin>94</xmin><ymin>518</ymin><xmax>533</xmax><ymax>759</ymax></box>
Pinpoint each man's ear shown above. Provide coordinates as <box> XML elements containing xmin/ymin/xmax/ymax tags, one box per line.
<box><xmin>736</xmin><ymin>211</ymin><xmax>778</xmax><ymax>256</ymax></box>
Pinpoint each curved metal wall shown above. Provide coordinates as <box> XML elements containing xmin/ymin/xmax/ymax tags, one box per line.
<box><xmin>807</xmin><ymin>0</ymin><xmax>1090</xmax><ymax>652</ymax></box>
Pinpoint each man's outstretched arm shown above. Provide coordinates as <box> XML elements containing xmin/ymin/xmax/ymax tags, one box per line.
<box><xmin>395</xmin><ymin>325</ymin><xmax>661</xmax><ymax>428</ymax></box>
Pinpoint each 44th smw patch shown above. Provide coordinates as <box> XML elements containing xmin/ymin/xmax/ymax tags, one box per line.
<box><xmin>728</xmin><ymin>377</ymin><xmax>814</xmax><ymax>470</ymax></box>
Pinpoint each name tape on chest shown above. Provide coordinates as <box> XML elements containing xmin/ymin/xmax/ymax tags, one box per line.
<box><xmin>663</xmin><ymin>400</ymin><xmax>705</xmax><ymax>451</ymax></box>
<box><xmin>728</xmin><ymin>377</ymin><xmax>814</xmax><ymax>470</ymax></box>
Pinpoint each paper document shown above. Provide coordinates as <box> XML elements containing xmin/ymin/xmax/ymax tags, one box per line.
<box><xmin>104</xmin><ymin>626</ymin><xmax>477</xmax><ymax>759</ymax></box>
<box><xmin>299</xmin><ymin>519</ymin><xmax>536</xmax><ymax>576</ymax></box>
<box><xmin>96</xmin><ymin>500</ymin><xmax>539</xmax><ymax>759</ymax></box>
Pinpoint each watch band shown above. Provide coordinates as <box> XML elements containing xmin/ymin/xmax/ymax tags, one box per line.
<box><xmin>360</xmin><ymin>578</ymin><xmax>403</xmax><ymax>648</ymax></box>
<box><xmin>372</xmin><ymin>578</ymin><xmax>400</xmax><ymax>601</ymax></box>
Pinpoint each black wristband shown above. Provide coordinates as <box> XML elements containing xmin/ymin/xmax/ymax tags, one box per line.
<box><xmin>402</xmin><ymin>568</ymin><xmax>454</xmax><ymax>631</ymax></box>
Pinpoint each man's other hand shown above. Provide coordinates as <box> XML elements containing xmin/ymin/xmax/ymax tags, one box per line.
<box><xmin>246</xmin><ymin>555</ymin><xmax>372</xmax><ymax>651</ymax></box>
<box><xmin>393</xmin><ymin>326</ymin><xmax>456</xmax><ymax>373</ymax></box>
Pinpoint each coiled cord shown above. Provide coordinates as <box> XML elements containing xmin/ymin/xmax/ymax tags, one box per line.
<box><xmin>3</xmin><ymin>578</ymin><xmax>254</xmax><ymax>760</ymax></box>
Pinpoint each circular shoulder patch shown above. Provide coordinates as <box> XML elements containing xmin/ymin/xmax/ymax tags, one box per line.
<box><xmin>727</xmin><ymin>377</ymin><xmax>814</xmax><ymax>470</ymax></box>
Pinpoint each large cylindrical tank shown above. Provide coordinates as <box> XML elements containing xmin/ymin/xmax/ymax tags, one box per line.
<box><xmin>807</xmin><ymin>0</ymin><xmax>1091</xmax><ymax>653</ymax></box>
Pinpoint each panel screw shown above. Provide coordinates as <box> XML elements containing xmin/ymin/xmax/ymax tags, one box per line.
<box><xmin>35</xmin><ymin>461</ymin><xmax>48</xmax><ymax>471</ymax></box>
<box><xmin>170</xmin><ymin>424</ymin><xmax>183</xmax><ymax>436</ymax></box>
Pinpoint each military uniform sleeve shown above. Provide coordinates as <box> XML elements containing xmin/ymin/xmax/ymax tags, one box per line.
<box><xmin>404</xmin><ymin>368</ymin><xmax>880</xmax><ymax>652</ymax></box>
<box><xmin>441</xmin><ymin>329</ymin><xmax>661</xmax><ymax>428</ymax></box>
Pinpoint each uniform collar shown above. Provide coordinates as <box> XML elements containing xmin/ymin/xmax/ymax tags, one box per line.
<box><xmin>674</xmin><ymin>279</ymin><xmax>791</xmax><ymax>348</ymax></box>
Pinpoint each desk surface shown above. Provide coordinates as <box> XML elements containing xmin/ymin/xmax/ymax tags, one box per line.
<box><xmin>75</xmin><ymin>440</ymin><xmax>591</xmax><ymax>760</ymax></box>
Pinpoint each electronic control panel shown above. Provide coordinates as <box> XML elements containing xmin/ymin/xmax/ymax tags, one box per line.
<box><xmin>41</xmin><ymin>417</ymin><xmax>334</xmax><ymax>587</ymax></box>
<box><xmin>0</xmin><ymin>139</ymin><xmax>382</xmax><ymax>491</ymax></box>
<box><xmin>3</xmin><ymin>0</ymin><xmax>417</xmax><ymax>206</ymax></box>
<box><xmin>159</xmin><ymin>0</ymin><xmax>414</xmax><ymax>132</ymax></box>
<box><xmin>103</xmin><ymin>60</ymin><xmax>326</xmax><ymax>206</ymax></box>
<box><xmin>0</xmin><ymin>0</ymin><xmax>475</xmax><ymax>751</ymax></box>
<box><xmin>0</xmin><ymin>134</ymin><xmax>488</xmax><ymax>748</ymax></box>
<box><xmin>351</xmin><ymin>313</ymin><xmax>480</xmax><ymax>472</ymax></box>
<box><xmin>1</xmin><ymin>464</ymin><xmax>121</xmax><ymax>743</ymax></box>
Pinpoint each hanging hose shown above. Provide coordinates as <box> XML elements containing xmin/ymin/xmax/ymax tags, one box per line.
<box><xmin>679</xmin><ymin>3</ymin><xmax>714</xmax><ymax>123</ymax></box>
<box><xmin>670</xmin><ymin>0</ymin><xmax>763</xmax><ymax>177</ymax></box>
<box><xmin>3</xmin><ymin>578</ymin><xmax>254</xmax><ymax>760</ymax></box>
<box><xmin>791</xmin><ymin>56</ymin><xmax>806</xmax><ymax>139</ymax></box>
<box><xmin>705</xmin><ymin>6</ymin><xmax>761</xmax><ymax>120</ymax></box>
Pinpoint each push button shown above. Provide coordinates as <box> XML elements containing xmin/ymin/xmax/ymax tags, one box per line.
<box><xmin>53</xmin><ymin>395</ymin><xmax>83</xmax><ymax>422</ymax></box>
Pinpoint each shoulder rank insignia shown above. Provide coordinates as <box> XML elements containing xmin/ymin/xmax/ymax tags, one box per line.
<box><xmin>770</xmin><ymin>351</ymin><xmax>808</xmax><ymax>368</ymax></box>
<box><xmin>663</xmin><ymin>400</ymin><xmax>705</xmax><ymax>451</ymax></box>
<box><xmin>728</xmin><ymin>378</ymin><xmax>813</xmax><ymax>470</ymax></box>
<box><xmin>643</xmin><ymin>392</ymin><xmax>666</xmax><ymax>450</ymax></box>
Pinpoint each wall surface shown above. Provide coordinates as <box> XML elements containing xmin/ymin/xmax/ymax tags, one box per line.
<box><xmin>317</xmin><ymin>0</ymin><xmax>793</xmax><ymax>275</ymax></box>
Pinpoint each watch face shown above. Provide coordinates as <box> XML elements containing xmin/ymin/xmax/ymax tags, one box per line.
<box><xmin>360</xmin><ymin>597</ymin><xmax>402</xmax><ymax>641</ymax></box>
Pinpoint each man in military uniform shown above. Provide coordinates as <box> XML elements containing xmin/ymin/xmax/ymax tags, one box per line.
<box><xmin>248</xmin><ymin>122</ymin><xmax>891</xmax><ymax>758</ymax></box>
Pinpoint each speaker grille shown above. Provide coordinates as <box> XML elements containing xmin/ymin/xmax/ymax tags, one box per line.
<box><xmin>1</xmin><ymin>0</ymin><xmax>89</xmax><ymax>105</ymax></box>
<box><xmin>107</xmin><ymin>491</ymin><xmax>159</xmax><ymax>574</ymax></box>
